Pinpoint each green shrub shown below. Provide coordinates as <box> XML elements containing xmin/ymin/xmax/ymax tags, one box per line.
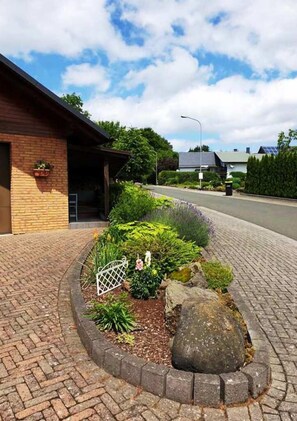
<box><xmin>130</xmin><ymin>266</ymin><xmax>163</xmax><ymax>299</ymax></box>
<box><xmin>230</xmin><ymin>171</ymin><xmax>246</xmax><ymax>181</ymax></box>
<box><xmin>122</xmin><ymin>229</ymin><xmax>201</xmax><ymax>275</ymax></box>
<box><xmin>107</xmin><ymin>221</ymin><xmax>171</xmax><ymax>244</ymax></box>
<box><xmin>158</xmin><ymin>170</ymin><xmax>220</xmax><ymax>186</ymax></box>
<box><xmin>109</xmin><ymin>184</ymin><xmax>156</xmax><ymax>224</ymax></box>
<box><xmin>109</xmin><ymin>182</ymin><xmax>125</xmax><ymax>208</ymax></box>
<box><xmin>143</xmin><ymin>203</ymin><xmax>211</xmax><ymax>247</ymax></box>
<box><xmin>201</xmin><ymin>260</ymin><xmax>233</xmax><ymax>290</ymax></box>
<box><xmin>87</xmin><ymin>293</ymin><xmax>136</xmax><ymax>333</ymax></box>
<box><xmin>232</xmin><ymin>183</ymin><xmax>241</xmax><ymax>190</ymax></box>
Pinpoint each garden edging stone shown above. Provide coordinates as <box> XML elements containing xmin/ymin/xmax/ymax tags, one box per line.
<box><xmin>69</xmin><ymin>239</ymin><xmax>271</xmax><ymax>406</ymax></box>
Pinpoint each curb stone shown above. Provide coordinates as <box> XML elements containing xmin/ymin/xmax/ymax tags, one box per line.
<box><xmin>69</xmin><ymin>240</ymin><xmax>271</xmax><ymax>406</ymax></box>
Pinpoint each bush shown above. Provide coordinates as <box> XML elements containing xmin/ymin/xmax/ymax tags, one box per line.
<box><xmin>87</xmin><ymin>293</ymin><xmax>136</xmax><ymax>333</ymax></box>
<box><xmin>107</xmin><ymin>221</ymin><xmax>171</xmax><ymax>244</ymax></box>
<box><xmin>201</xmin><ymin>260</ymin><xmax>233</xmax><ymax>290</ymax></box>
<box><xmin>230</xmin><ymin>171</ymin><xmax>246</xmax><ymax>181</ymax></box>
<box><xmin>143</xmin><ymin>202</ymin><xmax>212</xmax><ymax>247</ymax></box>
<box><xmin>130</xmin><ymin>266</ymin><xmax>163</xmax><ymax>299</ymax></box>
<box><xmin>109</xmin><ymin>182</ymin><xmax>125</xmax><ymax>208</ymax></box>
<box><xmin>158</xmin><ymin>170</ymin><xmax>220</xmax><ymax>186</ymax></box>
<box><xmin>109</xmin><ymin>184</ymin><xmax>156</xmax><ymax>224</ymax></box>
<box><xmin>245</xmin><ymin>152</ymin><xmax>297</xmax><ymax>198</ymax></box>
<box><xmin>121</xmin><ymin>229</ymin><xmax>201</xmax><ymax>275</ymax></box>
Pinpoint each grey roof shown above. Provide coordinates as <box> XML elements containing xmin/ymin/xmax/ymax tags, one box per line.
<box><xmin>0</xmin><ymin>54</ymin><xmax>110</xmax><ymax>144</ymax></box>
<box><xmin>179</xmin><ymin>152</ymin><xmax>217</xmax><ymax>168</ymax></box>
<box><xmin>215</xmin><ymin>152</ymin><xmax>264</xmax><ymax>163</ymax></box>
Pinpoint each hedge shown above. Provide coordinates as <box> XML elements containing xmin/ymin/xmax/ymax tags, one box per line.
<box><xmin>245</xmin><ymin>152</ymin><xmax>297</xmax><ymax>198</ymax></box>
<box><xmin>158</xmin><ymin>170</ymin><xmax>220</xmax><ymax>185</ymax></box>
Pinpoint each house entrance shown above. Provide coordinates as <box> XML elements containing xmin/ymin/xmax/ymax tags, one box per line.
<box><xmin>0</xmin><ymin>143</ymin><xmax>11</xmax><ymax>234</ymax></box>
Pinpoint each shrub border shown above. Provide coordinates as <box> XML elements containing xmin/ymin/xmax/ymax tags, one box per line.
<box><xmin>69</xmin><ymin>241</ymin><xmax>271</xmax><ymax>407</ymax></box>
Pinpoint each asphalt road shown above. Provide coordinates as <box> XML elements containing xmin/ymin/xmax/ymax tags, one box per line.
<box><xmin>147</xmin><ymin>185</ymin><xmax>297</xmax><ymax>241</ymax></box>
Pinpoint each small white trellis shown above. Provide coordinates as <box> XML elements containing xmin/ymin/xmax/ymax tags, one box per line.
<box><xmin>96</xmin><ymin>257</ymin><xmax>128</xmax><ymax>296</ymax></box>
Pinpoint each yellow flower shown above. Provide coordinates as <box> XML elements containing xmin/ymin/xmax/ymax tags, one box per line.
<box><xmin>93</xmin><ymin>230</ymin><xmax>99</xmax><ymax>240</ymax></box>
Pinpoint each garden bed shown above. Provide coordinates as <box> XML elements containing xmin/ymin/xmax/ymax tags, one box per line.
<box><xmin>71</xmin><ymin>183</ymin><xmax>271</xmax><ymax>406</ymax></box>
<box><xmin>82</xmin><ymin>282</ymin><xmax>254</xmax><ymax>369</ymax></box>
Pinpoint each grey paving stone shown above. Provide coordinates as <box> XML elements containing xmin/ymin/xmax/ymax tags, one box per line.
<box><xmin>203</xmin><ymin>407</ymin><xmax>225</xmax><ymax>421</ymax></box>
<box><xmin>92</xmin><ymin>337</ymin><xmax>114</xmax><ymax>367</ymax></box>
<box><xmin>220</xmin><ymin>372</ymin><xmax>249</xmax><ymax>404</ymax></box>
<box><xmin>165</xmin><ymin>369</ymin><xmax>193</xmax><ymax>404</ymax></box>
<box><xmin>227</xmin><ymin>406</ymin><xmax>250</xmax><ymax>421</ymax></box>
<box><xmin>104</xmin><ymin>348</ymin><xmax>128</xmax><ymax>377</ymax></box>
<box><xmin>141</xmin><ymin>362</ymin><xmax>169</xmax><ymax>397</ymax></box>
<box><xmin>194</xmin><ymin>373</ymin><xmax>221</xmax><ymax>407</ymax></box>
<box><xmin>242</xmin><ymin>363</ymin><xmax>270</xmax><ymax>398</ymax></box>
<box><xmin>121</xmin><ymin>355</ymin><xmax>146</xmax><ymax>386</ymax></box>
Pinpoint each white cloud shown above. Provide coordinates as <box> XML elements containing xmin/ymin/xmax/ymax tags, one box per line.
<box><xmin>0</xmin><ymin>0</ymin><xmax>144</xmax><ymax>61</ymax></box>
<box><xmin>86</xmin><ymin>72</ymin><xmax>297</xmax><ymax>150</ymax></box>
<box><xmin>124</xmin><ymin>47</ymin><xmax>212</xmax><ymax>99</ymax></box>
<box><xmin>62</xmin><ymin>63</ymin><xmax>110</xmax><ymax>92</ymax></box>
<box><xmin>120</xmin><ymin>0</ymin><xmax>297</xmax><ymax>73</ymax></box>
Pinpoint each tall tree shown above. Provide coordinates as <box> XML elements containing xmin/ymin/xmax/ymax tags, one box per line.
<box><xmin>188</xmin><ymin>145</ymin><xmax>210</xmax><ymax>152</ymax></box>
<box><xmin>61</xmin><ymin>93</ymin><xmax>91</xmax><ymax>118</ymax></box>
<box><xmin>113</xmin><ymin>128</ymin><xmax>155</xmax><ymax>182</ymax></box>
<box><xmin>277</xmin><ymin>129</ymin><xmax>297</xmax><ymax>152</ymax></box>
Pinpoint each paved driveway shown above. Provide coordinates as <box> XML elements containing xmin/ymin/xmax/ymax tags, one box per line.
<box><xmin>0</xmin><ymin>217</ymin><xmax>296</xmax><ymax>420</ymax></box>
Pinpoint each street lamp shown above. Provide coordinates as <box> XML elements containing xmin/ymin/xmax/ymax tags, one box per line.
<box><xmin>181</xmin><ymin>115</ymin><xmax>203</xmax><ymax>189</ymax></box>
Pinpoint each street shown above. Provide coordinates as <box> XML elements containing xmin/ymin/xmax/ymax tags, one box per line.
<box><xmin>148</xmin><ymin>186</ymin><xmax>297</xmax><ymax>241</ymax></box>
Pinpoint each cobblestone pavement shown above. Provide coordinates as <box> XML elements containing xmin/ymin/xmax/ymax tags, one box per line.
<box><xmin>0</xmin><ymin>211</ymin><xmax>296</xmax><ymax>421</ymax></box>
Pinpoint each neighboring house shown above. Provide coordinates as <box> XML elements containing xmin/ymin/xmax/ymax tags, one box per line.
<box><xmin>215</xmin><ymin>151</ymin><xmax>264</xmax><ymax>176</ymax></box>
<box><xmin>0</xmin><ymin>54</ymin><xmax>130</xmax><ymax>235</ymax></box>
<box><xmin>258</xmin><ymin>146</ymin><xmax>279</xmax><ymax>155</ymax></box>
<box><xmin>178</xmin><ymin>152</ymin><xmax>220</xmax><ymax>172</ymax></box>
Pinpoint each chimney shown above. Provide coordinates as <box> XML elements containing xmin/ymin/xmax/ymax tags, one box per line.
<box><xmin>233</xmin><ymin>148</ymin><xmax>238</xmax><ymax>152</ymax></box>
<box><xmin>246</xmin><ymin>147</ymin><xmax>250</xmax><ymax>154</ymax></box>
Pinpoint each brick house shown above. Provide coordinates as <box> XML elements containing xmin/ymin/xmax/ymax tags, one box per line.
<box><xmin>0</xmin><ymin>54</ymin><xmax>130</xmax><ymax>235</ymax></box>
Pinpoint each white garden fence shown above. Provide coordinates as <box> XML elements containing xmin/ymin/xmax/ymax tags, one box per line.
<box><xmin>96</xmin><ymin>257</ymin><xmax>128</xmax><ymax>296</ymax></box>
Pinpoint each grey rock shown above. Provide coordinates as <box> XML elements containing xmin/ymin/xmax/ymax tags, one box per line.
<box><xmin>185</xmin><ymin>271</ymin><xmax>208</xmax><ymax>288</ymax></box>
<box><xmin>165</xmin><ymin>280</ymin><xmax>217</xmax><ymax>334</ymax></box>
<box><xmin>172</xmin><ymin>298</ymin><xmax>245</xmax><ymax>374</ymax></box>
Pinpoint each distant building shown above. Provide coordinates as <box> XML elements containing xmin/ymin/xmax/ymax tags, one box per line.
<box><xmin>215</xmin><ymin>151</ymin><xmax>264</xmax><ymax>176</ymax></box>
<box><xmin>178</xmin><ymin>152</ymin><xmax>220</xmax><ymax>172</ymax></box>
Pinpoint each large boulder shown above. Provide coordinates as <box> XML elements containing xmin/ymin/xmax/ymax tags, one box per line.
<box><xmin>165</xmin><ymin>281</ymin><xmax>218</xmax><ymax>334</ymax></box>
<box><xmin>172</xmin><ymin>298</ymin><xmax>245</xmax><ymax>374</ymax></box>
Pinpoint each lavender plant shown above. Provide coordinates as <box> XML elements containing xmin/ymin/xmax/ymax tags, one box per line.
<box><xmin>143</xmin><ymin>201</ymin><xmax>214</xmax><ymax>247</ymax></box>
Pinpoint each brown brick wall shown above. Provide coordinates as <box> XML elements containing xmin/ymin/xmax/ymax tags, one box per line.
<box><xmin>0</xmin><ymin>134</ymin><xmax>69</xmax><ymax>234</ymax></box>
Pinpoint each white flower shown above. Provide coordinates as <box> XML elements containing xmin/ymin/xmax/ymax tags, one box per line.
<box><xmin>144</xmin><ymin>251</ymin><xmax>151</xmax><ymax>267</ymax></box>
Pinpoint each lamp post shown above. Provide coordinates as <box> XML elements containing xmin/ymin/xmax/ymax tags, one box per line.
<box><xmin>152</xmin><ymin>151</ymin><xmax>158</xmax><ymax>185</ymax></box>
<box><xmin>181</xmin><ymin>115</ymin><xmax>203</xmax><ymax>189</ymax></box>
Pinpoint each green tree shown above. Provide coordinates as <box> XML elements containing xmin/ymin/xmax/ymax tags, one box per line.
<box><xmin>277</xmin><ymin>129</ymin><xmax>297</xmax><ymax>152</ymax></box>
<box><xmin>61</xmin><ymin>93</ymin><xmax>91</xmax><ymax>118</ymax></box>
<box><xmin>97</xmin><ymin>121</ymin><xmax>126</xmax><ymax>144</ymax></box>
<box><xmin>113</xmin><ymin>128</ymin><xmax>155</xmax><ymax>182</ymax></box>
<box><xmin>188</xmin><ymin>145</ymin><xmax>210</xmax><ymax>152</ymax></box>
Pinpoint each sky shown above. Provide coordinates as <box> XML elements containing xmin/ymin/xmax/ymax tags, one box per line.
<box><xmin>1</xmin><ymin>0</ymin><xmax>297</xmax><ymax>152</ymax></box>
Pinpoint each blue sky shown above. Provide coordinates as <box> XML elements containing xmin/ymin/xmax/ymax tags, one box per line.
<box><xmin>1</xmin><ymin>0</ymin><xmax>297</xmax><ymax>152</ymax></box>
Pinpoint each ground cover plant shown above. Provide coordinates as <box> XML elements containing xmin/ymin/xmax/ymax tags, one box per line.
<box><xmin>201</xmin><ymin>260</ymin><xmax>233</xmax><ymax>291</ymax></box>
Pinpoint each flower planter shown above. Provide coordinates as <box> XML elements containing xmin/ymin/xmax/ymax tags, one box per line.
<box><xmin>33</xmin><ymin>169</ymin><xmax>51</xmax><ymax>178</ymax></box>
